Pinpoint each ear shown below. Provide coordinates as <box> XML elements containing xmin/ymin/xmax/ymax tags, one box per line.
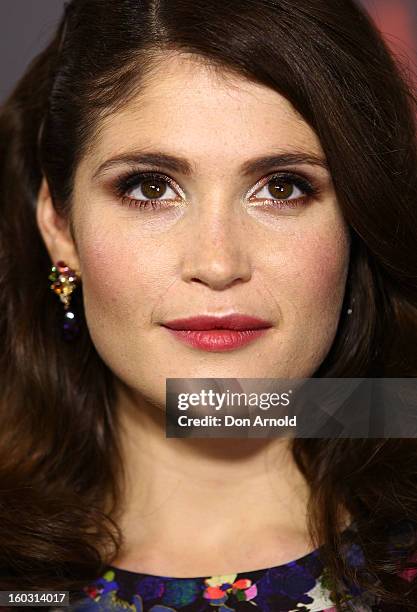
<box><xmin>36</xmin><ymin>176</ymin><xmax>81</xmax><ymax>274</ymax></box>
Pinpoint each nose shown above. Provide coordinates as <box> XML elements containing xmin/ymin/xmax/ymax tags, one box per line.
<box><xmin>180</xmin><ymin>199</ymin><xmax>252</xmax><ymax>291</ymax></box>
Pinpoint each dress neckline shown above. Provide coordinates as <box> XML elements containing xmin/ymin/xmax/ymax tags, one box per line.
<box><xmin>104</xmin><ymin>520</ymin><xmax>357</xmax><ymax>580</ymax></box>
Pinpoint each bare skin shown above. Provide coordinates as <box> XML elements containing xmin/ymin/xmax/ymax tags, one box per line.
<box><xmin>36</xmin><ymin>52</ymin><xmax>351</xmax><ymax>577</ymax></box>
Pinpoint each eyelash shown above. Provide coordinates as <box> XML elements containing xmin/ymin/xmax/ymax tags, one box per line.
<box><xmin>113</xmin><ymin>169</ymin><xmax>320</xmax><ymax>211</ymax></box>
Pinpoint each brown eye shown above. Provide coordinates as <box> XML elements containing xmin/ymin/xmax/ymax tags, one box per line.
<box><xmin>267</xmin><ymin>179</ymin><xmax>294</xmax><ymax>199</ymax></box>
<box><xmin>249</xmin><ymin>172</ymin><xmax>317</xmax><ymax>210</ymax></box>
<box><xmin>116</xmin><ymin>171</ymin><xmax>182</xmax><ymax>210</ymax></box>
<box><xmin>140</xmin><ymin>177</ymin><xmax>168</xmax><ymax>199</ymax></box>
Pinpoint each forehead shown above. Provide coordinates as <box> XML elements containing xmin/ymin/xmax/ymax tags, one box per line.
<box><xmin>83</xmin><ymin>53</ymin><xmax>324</xmax><ymax>175</ymax></box>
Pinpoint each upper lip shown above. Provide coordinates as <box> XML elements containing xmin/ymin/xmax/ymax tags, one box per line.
<box><xmin>161</xmin><ymin>314</ymin><xmax>273</xmax><ymax>331</ymax></box>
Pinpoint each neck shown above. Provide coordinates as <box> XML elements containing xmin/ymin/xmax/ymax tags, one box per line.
<box><xmin>107</xmin><ymin>380</ymin><xmax>322</xmax><ymax>577</ymax></box>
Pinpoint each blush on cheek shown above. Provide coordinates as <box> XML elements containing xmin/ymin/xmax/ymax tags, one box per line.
<box><xmin>78</xmin><ymin>237</ymin><xmax>133</xmax><ymax>319</ymax></box>
<box><xmin>278</xmin><ymin>227</ymin><xmax>350</xmax><ymax>377</ymax></box>
<box><xmin>78</xmin><ymin>231</ymin><xmax>163</xmax><ymax>330</ymax></box>
<box><xmin>300</xmin><ymin>225</ymin><xmax>350</xmax><ymax>302</ymax></box>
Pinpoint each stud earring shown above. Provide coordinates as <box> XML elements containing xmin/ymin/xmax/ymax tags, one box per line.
<box><xmin>347</xmin><ymin>297</ymin><xmax>355</xmax><ymax>315</ymax></box>
<box><xmin>49</xmin><ymin>260</ymin><xmax>81</xmax><ymax>341</ymax></box>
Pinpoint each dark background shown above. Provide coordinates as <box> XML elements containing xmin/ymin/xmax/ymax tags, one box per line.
<box><xmin>0</xmin><ymin>0</ymin><xmax>416</xmax><ymax>104</ymax></box>
<box><xmin>0</xmin><ymin>1</ymin><xmax>65</xmax><ymax>102</ymax></box>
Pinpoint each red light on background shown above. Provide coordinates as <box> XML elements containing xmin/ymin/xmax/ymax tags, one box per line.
<box><xmin>361</xmin><ymin>0</ymin><xmax>417</xmax><ymax>85</ymax></box>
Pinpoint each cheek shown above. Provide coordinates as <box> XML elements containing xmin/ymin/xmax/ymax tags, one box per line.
<box><xmin>257</xmin><ymin>213</ymin><xmax>348</xmax><ymax>324</ymax></box>
<box><xmin>294</xmin><ymin>230</ymin><xmax>349</xmax><ymax>305</ymax></box>
<box><xmin>257</xmin><ymin>220</ymin><xmax>350</xmax><ymax>376</ymax></box>
<box><xmin>278</xmin><ymin>222</ymin><xmax>350</xmax><ymax>346</ymax></box>
<box><xmin>76</xmin><ymin>227</ymin><xmax>165</xmax><ymax>329</ymax></box>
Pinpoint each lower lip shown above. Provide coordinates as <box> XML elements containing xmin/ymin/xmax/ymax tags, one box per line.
<box><xmin>163</xmin><ymin>328</ymin><xmax>270</xmax><ymax>351</ymax></box>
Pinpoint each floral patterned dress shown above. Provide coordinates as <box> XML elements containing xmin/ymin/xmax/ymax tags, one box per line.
<box><xmin>68</xmin><ymin>520</ymin><xmax>417</xmax><ymax>612</ymax></box>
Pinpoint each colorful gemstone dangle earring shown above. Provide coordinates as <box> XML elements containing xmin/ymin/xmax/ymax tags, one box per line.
<box><xmin>49</xmin><ymin>260</ymin><xmax>81</xmax><ymax>341</ymax></box>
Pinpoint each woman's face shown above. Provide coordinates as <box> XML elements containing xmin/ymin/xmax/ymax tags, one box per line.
<box><xmin>42</xmin><ymin>53</ymin><xmax>351</xmax><ymax>407</ymax></box>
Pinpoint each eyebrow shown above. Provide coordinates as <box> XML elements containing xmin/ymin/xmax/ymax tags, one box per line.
<box><xmin>92</xmin><ymin>149</ymin><xmax>329</xmax><ymax>180</ymax></box>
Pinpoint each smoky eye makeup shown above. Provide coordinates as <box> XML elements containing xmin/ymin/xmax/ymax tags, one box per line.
<box><xmin>105</xmin><ymin>164</ymin><xmax>326</xmax><ymax>212</ymax></box>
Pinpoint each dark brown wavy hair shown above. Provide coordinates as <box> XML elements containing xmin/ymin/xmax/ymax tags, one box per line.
<box><xmin>1</xmin><ymin>0</ymin><xmax>417</xmax><ymax>609</ymax></box>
